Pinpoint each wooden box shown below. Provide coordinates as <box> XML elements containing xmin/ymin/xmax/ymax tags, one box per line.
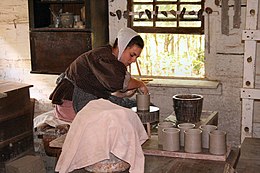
<box><xmin>0</xmin><ymin>81</ymin><xmax>34</xmax><ymax>172</ymax></box>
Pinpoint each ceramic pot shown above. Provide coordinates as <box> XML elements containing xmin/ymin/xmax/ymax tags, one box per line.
<box><xmin>184</xmin><ymin>128</ymin><xmax>202</xmax><ymax>153</ymax></box>
<box><xmin>157</xmin><ymin>122</ymin><xmax>174</xmax><ymax>146</ymax></box>
<box><xmin>162</xmin><ymin>127</ymin><xmax>180</xmax><ymax>151</ymax></box>
<box><xmin>177</xmin><ymin>123</ymin><xmax>195</xmax><ymax>147</ymax></box>
<box><xmin>173</xmin><ymin>94</ymin><xmax>203</xmax><ymax>123</ymax></box>
<box><xmin>209</xmin><ymin>130</ymin><xmax>227</xmax><ymax>155</ymax></box>
<box><xmin>136</xmin><ymin>93</ymin><xmax>150</xmax><ymax>111</ymax></box>
<box><xmin>61</xmin><ymin>12</ymin><xmax>74</xmax><ymax>28</ymax></box>
<box><xmin>199</xmin><ymin>125</ymin><xmax>218</xmax><ymax>149</ymax></box>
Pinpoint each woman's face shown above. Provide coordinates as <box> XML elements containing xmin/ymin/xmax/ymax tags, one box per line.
<box><xmin>120</xmin><ymin>45</ymin><xmax>143</xmax><ymax>66</ymax></box>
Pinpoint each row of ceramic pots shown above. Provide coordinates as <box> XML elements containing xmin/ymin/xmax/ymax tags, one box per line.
<box><xmin>158</xmin><ymin>122</ymin><xmax>227</xmax><ymax>155</ymax></box>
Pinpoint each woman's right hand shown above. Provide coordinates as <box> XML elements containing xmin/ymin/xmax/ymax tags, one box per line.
<box><xmin>138</xmin><ymin>81</ymin><xmax>149</xmax><ymax>94</ymax></box>
<box><xmin>127</xmin><ymin>77</ymin><xmax>149</xmax><ymax>94</ymax></box>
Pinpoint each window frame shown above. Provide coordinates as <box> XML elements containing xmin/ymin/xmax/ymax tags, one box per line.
<box><xmin>127</xmin><ymin>0</ymin><xmax>205</xmax><ymax>35</ymax></box>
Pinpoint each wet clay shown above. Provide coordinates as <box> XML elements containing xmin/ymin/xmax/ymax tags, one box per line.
<box><xmin>136</xmin><ymin>93</ymin><xmax>150</xmax><ymax>111</ymax></box>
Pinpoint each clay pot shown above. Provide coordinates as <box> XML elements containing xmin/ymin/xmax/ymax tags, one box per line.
<box><xmin>199</xmin><ymin>125</ymin><xmax>218</xmax><ymax>149</ymax></box>
<box><xmin>60</xmin><ymin>12</ymin><xmax>74</xmax><ymax>28</ymax></box>
<box><xmin>184</xmin><ymin>129</ymin><xmax>202</xmax><ymax>153</ymax></box>
<box><xmin>177</xmin><ymin>123</ymin><xmax>195</xmax><ymax>147</ymax></box>
<box><xmin>157</xmin><ymin>122</ymin><xmax>174</xmax><ymax>146</ymax></box>
<box><xmin>162</xmin><ymin>127</ymin><xmax>180</xmax><ymax>151</ymax></box>
<box><xmin>136</xmin><ymin>93</ymin><xmax>150</xmax><ymax>111</ymax></box>
<box><xmin>209</xmin><ymin>130</ymin><xmax>227</xmax><ymax>155</ymax></box>
<box><xmin>173</xmin><ymin>94</ymin><xmax>203</xmax><ymax>123</ymax></box>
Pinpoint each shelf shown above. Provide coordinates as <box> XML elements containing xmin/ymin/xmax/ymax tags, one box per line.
<box><xmin>39</xmin><ymin>0</ymin><xmax>84</xmax><ymax>4</ymax></box>
<box><xmin>31</xmin><ymin>27</ymin><xmax>92</xmax><ymax>32</ymax></box>
<box><xmin>28</xmin><ymin>0</ymin><xmax>109</xmax><ymax>74</ymax></box>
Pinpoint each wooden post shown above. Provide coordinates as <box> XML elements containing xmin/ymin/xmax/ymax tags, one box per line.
<box><xmin>241</xmin><ymin>0</ymin><xmax>259</xmax><ymax>143</ymax></box>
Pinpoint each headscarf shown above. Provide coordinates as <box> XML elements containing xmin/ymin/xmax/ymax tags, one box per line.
<box><xmin>117</xmin><ymin>27</ymin><xmax>138</xmax><ymax>60</ymax></box>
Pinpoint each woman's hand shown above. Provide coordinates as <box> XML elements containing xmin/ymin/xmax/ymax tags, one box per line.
<box><xmin>111</xmin><ymin>89</ymin><xmax>137</xmax><ymax>98</ymax></box>
<box><xmin>126</xmin><ymin>77</ymin><xmax>149</xmax><ymax>95</ymax></box>
<box><xmin>138</xmin><ymin>81</ymin><xmax>149</xmax><ymax>94</ymax></box>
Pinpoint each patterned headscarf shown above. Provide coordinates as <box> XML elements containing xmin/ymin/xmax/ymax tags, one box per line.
<box><xmin>117</xmin><ymin>27</ymin><xmax>138</xmax><ymax>60</ymax></box>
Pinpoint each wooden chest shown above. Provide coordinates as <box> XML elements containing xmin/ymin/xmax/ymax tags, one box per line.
<box><xmin>0</xmin><ymin>80</ymin><xmax>34</xmax><ymax>172</ymax></box>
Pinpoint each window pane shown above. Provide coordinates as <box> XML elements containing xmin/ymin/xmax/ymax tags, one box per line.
<box><xmin>182</xmin><ymin>5</ymin><xmax>201</xmax><ymax>19</ymax></box>
<box><xmin>156</xmin><ymin>21</ymin><xmax>177</xmax><ymax>27</ymax></box>
<box><xmin>128</xmin><ymin>0</ymin><xmax>205</xmax><ymax>78</ymax></box>
<box><xmin>133</xmin><ymin>5</ymin><xmax>152</xmax><ymax>20</ymax></box>
<box><xmin>157</xmin><ymin>5</ymin><xmax>177</xmax><ymax>19</ymax></box>
<box><xmin>131</xmin><ymin>34</ymin><xmax>205</xmax><ymax>78</ymax></box>
<box><xmin>157</xmin><ymin>0</ymin><xmax>177</xmax><ymax>2</ymax></box>
<box><xmin>134</xmin><ymin>21</ymin><xmax>153</xmax><ymax>26</ymax></box>
<box><xmin>179</xmin><ymin>21</ymin><xmax>201</xmax><ymax>27</ymax></box>
<box><xmin>180</xmin><ymin>0</ymin><xmax>200</xmax><ymax>2</ymax></box>
<box><xmin>133</xmin><ymin>0</ymin><xmax>153</xmax><ymax>2</ymax></box>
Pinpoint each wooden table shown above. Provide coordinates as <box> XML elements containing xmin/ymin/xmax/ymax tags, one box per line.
<box><xmin>49</xmin><ymin>110</ymin><xmax>222</xmax><ymax>173</ymax></box>
<box><xmin>143</xmin><ymin>135</ymin><xmax>239</xmax><ymax>173</ymax></box>
<box><xmin>144</xmin><ymin>150</ymin><xmax>239</xmax><ymax>173</ymax></box>
<box><xmin>236</xmin><ymin>137</ymin><xmax>260</xmax><ymax>173</ymax></box>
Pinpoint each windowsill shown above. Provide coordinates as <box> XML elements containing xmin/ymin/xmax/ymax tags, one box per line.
<box><xmin>146</xmin><ymin>78</ymin><xmax>220</xmax><ymax>89</ymax></box>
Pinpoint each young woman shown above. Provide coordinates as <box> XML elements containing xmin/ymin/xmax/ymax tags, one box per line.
<box><xmin>49</xmin><ymin>27</ymin><xmax>148</xmax><ymax>122</ymax></box>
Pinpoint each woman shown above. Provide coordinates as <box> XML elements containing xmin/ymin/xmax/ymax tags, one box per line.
<box><xmin>49</xmin><ymin>27</ymin><xmax>148</xmax><ymax>122</ymax></box>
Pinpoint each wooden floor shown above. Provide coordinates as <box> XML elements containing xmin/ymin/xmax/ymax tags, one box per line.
<box><xmin>236</xmin><ymin>137</ymin><xmax>260</xmax><ymax>173</ymax></box>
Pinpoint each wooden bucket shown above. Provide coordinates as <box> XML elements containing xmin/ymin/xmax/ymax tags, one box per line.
<box><xmin>173</xmin><ymin>94</ymin><xmax>203</xmax><ymax>123</ymax></box>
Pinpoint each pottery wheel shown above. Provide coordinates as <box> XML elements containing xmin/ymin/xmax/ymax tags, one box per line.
<box><xmin>131</xmin><ymin>106</ymin><xmax>159</xmax><ymax>124</ymax></box>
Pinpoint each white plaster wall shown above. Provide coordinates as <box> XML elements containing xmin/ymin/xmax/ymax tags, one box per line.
<box><xmin>0</xmin><ymin>0</ymin><xmax>56</xmax><ymax>116</ymax></box>
<box><xmin>0</xmin><ymin>0</ymin><xmax>259</xmax><ymax>146</ymax></box>
<box><xmin>107</xmin><ymin>0</ymin><xmax>259</xmax><ymax>146</ymax></box>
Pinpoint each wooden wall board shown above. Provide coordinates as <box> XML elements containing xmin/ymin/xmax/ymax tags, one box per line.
<box><xmin>221</xmin><ymin>0</ymin><xmax>229</xmax><ymax>35</ymax></box>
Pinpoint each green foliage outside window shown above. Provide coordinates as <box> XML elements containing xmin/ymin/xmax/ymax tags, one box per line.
<box><xmin>131</xmin><ymin>33</ymin><xmax>205</xmax><ymax>78</ymax></box>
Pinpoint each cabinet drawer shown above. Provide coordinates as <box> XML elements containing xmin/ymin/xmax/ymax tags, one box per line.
<box><xmin>0</xmin><ymin>88</ymin><xmax>31</xmax><ymax>120</ymax></box>
<box><xmin>0</xmin><ymin>133</ymin><xmax>34</xmax><ymax>163</ymax></box>
<box><xmin>0</xmin><ymin>110</ymin><xmax>33</xmax><ymax>142</ymax></box>
<box><xmin>30</xmin><ymin>31</ymin><xmax>92</xmax><ymax>74</ymax></box>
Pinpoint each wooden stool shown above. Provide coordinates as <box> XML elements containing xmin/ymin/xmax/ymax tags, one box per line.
<box><xmin>84</xmin><ymin>153</ymin><xmax>130</xmax><ymax>173</ymax></box>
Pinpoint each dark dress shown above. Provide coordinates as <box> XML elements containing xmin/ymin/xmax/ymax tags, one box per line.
<box><xmin>49</xmin><ymin>45</ymin><xmax>136</xmax><ymax>112</ymax></box>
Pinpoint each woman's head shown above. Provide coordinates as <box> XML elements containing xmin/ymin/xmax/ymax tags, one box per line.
<box><xmin>113</xmin><ymin>27</ymin><xmax>144</xmax><ymax>66</ymax></box>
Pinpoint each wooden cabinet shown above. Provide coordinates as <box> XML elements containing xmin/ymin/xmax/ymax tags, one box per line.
<box><xmin>30</xmin><ymin>31</ymin><xmax>91</xmax><ymax>74</ymax></box>
<box><xmin>28</xmin><ymin>0</ymin><xmax>109</xmax><ymax>74</ymax></box>
<box><xmin>0</xmin><ymin>81</ymin><xmax>34</xmax><ymax>172</ymax></box>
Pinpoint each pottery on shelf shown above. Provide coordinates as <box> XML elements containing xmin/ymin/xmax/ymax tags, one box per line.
<box><xmin>184</xmin><ymin>128</ymin><xmax>202</xmax><ymax>153</ymax></box>
<box><xmin>173</xmin><ymin>94</ymin><xmax>203</xmax><ymax>123</ymax></box>
<box><xmin>177</xmin><ymin>123</ymin><xmax>195</xmax><ymax>147</ymax></box>
<box><xmin>162</xmin><ymin>127</ymin><xmax>180</xmax><ymax>152</ymax></box>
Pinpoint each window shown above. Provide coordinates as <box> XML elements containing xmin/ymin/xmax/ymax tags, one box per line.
<box><xmin>127</xmin><ymin>0</ymin><xmax>205</xmax><ymax>78</ymax></box>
